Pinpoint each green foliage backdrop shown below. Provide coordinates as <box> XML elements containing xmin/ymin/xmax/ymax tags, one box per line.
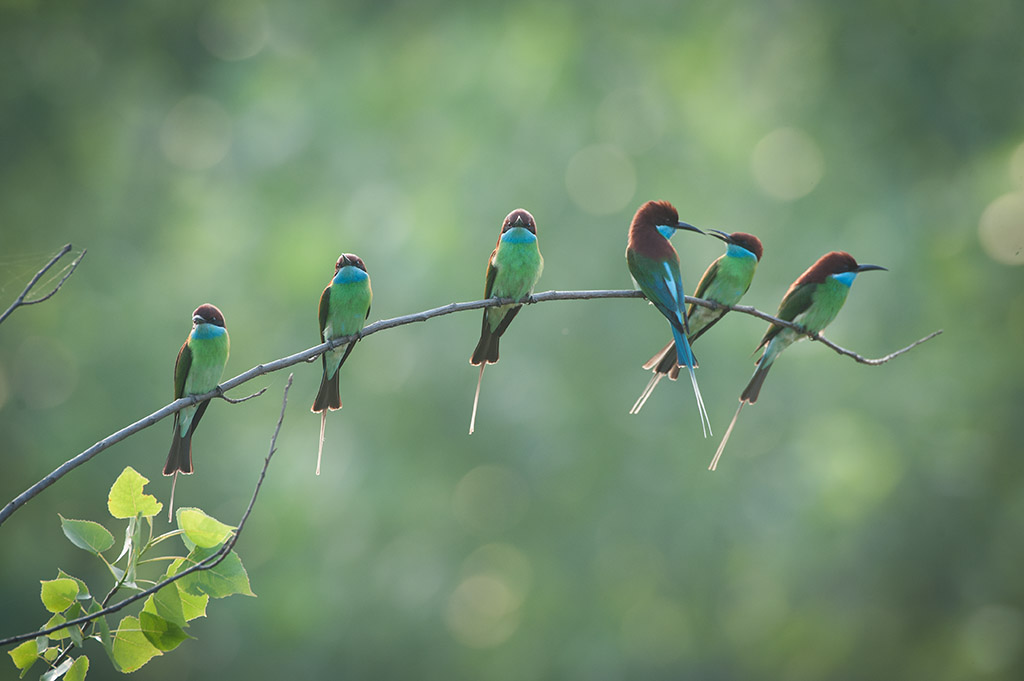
<box><xmin>2</xmin><ymin>0</ymin><xmax>1023</xmax><ymax>678</ymax></box>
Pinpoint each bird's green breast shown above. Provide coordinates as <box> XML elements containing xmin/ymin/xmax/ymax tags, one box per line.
<box><xmin>796</xmin><ymin>276</ymin><xmax>851</xmax><ymax>333</ymax></box>
<box><xmin>487</xmin><ymin>236</ymin><xmax>543</xmax><ymax>328</ymax></box>
<box><xmin>491</xmin><ymin>238</ymin><xmax>543</xmax><ymax>300</ymax></box>
<box><xmin>186</xmin><ymin>327</ymin><xmax>229</xmax><ymax>396</ymax></box>
<box><xmin>703</xmin><ymin>254</ymin><xmax>757</xmax><ymax>306</ymax></box>
<box><xmin>325</xmin><ymin>277</ymin><xmax>372</xmax><ymax>340</ymax></box>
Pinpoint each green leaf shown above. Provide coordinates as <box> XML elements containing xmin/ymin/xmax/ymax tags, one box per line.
<box><xmin>56</xmin><ymin>570</ymin><xmax>91</xmax><ymax>600</ymax></box>
<box><xmin>143</xmin><ymin>585</ymin><xmax>187</xmax><ymax>627</ymax></box>
<box><xmin>64</xmin><ymin>603</ymin><xmax>85</xmax><ymax>647</ymax></box>
<box><xmin>139</xmin><ymin>611</ymin><xmax>189</xmax><ymax>652</ymax></box>
<box><xmin>177</xmin><ymin>507</ymin><xmax>234</xmax><ymax>549</ymax></box>
<box><xmin>44</xmin><ymin>613</ymin><xmax>69</xmax><ymax>641</ymax></box>
<box><xmin>176</xmin><ymin>583</ymin><xmax>209</xmax><ymax>622</ymax></box>
<box><xmin>91</xmin><ymin>613</ymin><xmax>118</xmax><ymax>672</ymax></box>
<box><xmin>59</xmin><ymin>515</ymin><xmax>115</xmax><ymax>555</ymax></box>
<box><xmin>40</xmin><ymin>658</ymin><xmax>72</xmax><ymax>681</ymax></box>
<box><xmin>40</xmin><ymin>578</ymin><xmax>79</xmax><ymax>613</ymax></box>
<box><xmin>42</xmin><ymin>646</ymin><xmax>59</xmax><ymax>662</ymax></box>
<box><xmin>8</xmin><ymin>639</ymin><xmax>37</xmax><ymax>674</ymax></box>
<box><xmin>65</xmin><ymin>656</ymin><xmax>89</xmax><ymax>681</ymax></box>
<box><xmin>111</xmin><ymin>616</ymin><xmax>161</xmax><ymax>672</ymax></box>
<box><xmin>107</xmin><ymin>467</ymin><xmax>162</xmax><ymax>519</ymax></box>
<box><xmin>171</xmin><ymin>547</ymin><xmax>255</xmax><ymax>599</ymax></box>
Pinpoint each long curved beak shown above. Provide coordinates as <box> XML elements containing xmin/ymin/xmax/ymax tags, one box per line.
<box><xmin>706</xmin><ymin>229</ymin><xmax>731</xmax><ymax>243</ymax></box>
<box><xmin>674</xmin><ymin>221</ymin><xmax>704</xmax><ymax>235</ymax></box>
<box><xmin>856</xmin><ymin>264</ymin><xmax>887</xmax><ymax>273</ymax></box>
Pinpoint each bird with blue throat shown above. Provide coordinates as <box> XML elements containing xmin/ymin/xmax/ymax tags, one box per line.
<box><xmin>630</xmin><ymin>229</ymin><xmax>764</xmax><ymax>414</ymax></box>
<box><xmin>469</xmin><ymin>208</ymin><xmax>544</xmax><ymax>434</ymax></box>
<box><xmin>709</xmin><ymin>251</ymin><xmax>887</xmax><ymax>470</ymax></box>
<box><xmin>164</xmin><ymin>303</ymin><xmax>230</xmax><ymax>521</ymax></box>
<box><xmin>312</xmin><ymin>253</ymin><xmax>372</xmax><ymax>475</ymax></box>
<box><xmin>625</xmin><ymin>200</ymin><xmax>713</xmax><ymax>436</ymax></box>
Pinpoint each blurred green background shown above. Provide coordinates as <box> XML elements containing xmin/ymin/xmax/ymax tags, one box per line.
<box><xmin>3</xmin><ymin>0</ymin><xmax>1024</xmax><ymax>678</ymax></box>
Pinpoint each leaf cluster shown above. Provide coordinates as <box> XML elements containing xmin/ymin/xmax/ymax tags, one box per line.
<box><xmin>7</xmin><ymin>467</ymin><xmax>253</xmax><ymax>679</ymax></box>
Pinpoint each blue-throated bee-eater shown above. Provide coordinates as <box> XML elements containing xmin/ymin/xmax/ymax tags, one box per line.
<box><xmin>631</xmin><ymin>230</ymin><xmax>764</xmax><ymax>414</ymax></box>
<box><xmin>626</xmin><ymin>200</ymin><xmax>712</xmax><ymax>436</ymax></box>
<box><xmin>710</xmin><ymin>251</ymin><xmax>886</xmax><ymax>470</ymax></box>
<box><xmin>469</xmin><ymin>208</ymin><xmax>544</xmax><ymax>434</ymax></box>
<box><xmin>312</xmin><ymin>253</ymin><xmax>372</xmax><ymax>475</ymax></box>
<box><xmin>164</xmin><ymin>303</ymin><xmax>230</xmax><ymax>520</ymax></box>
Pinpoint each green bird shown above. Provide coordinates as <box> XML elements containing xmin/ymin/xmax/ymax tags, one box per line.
<box><xmin>710</xmin><ymin>251</ymin><xmax>886</xmax><ymax>470</ymax></box>
<box><xmin>469</xmin><ymin>208</ymin><xmax>544</xmax><ymax>434</ymax></box>
<box><xmin>631</xmin><ymin>230</ymin><xmax>763</xmax><ymax>414</ymax></box>
<box><xmin>312</xmin><ymin>253</ymin><xmax>372</xmax><ymax>475</ymax></box>
<box><xmin>164</xmin><ymin>303</ymin><xmax>230</xmax><ymax>520</ymax></box>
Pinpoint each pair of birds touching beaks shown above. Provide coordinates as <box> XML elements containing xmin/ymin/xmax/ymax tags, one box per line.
<box><xmin>162</xmin><ymin>200</ymin><xmax>886</xmax><ymax>518</ymax></box>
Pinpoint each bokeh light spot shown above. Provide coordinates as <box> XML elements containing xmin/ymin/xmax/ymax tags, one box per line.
<box><xmin>750</xmin><ymin>126</ymin><xmax>825</xmax><ymax>201</ymax></box>
<box><xmin>453</xmin><ymin>465</ymin><xmax>529</xmax><ymax>535</ymax></box>
<box><xmin>198</xmin><ymin>0</ymin><xmax>268</xmax><ymax>61</ymax></box>
<box><xmin>978</xmin><ymin>192</ymin><xmax>1024</xmax><ymax>265</ymax></box>
<box><xmin>159</xmin><ymin>96</ymin><xmax>233</xmax><ymax>170</ymax></box>
<box><xmin>445</xmin><ymin>574</ymin><xmax>521</xmax><ymax>648</ymax></box>
<box><xmin>565</xmin><ymin>144</ymin><xmax>636</xmax><ymax>216</ymax></box>
<box><xmin>461</xmin><ymin>543</ymin><xmax>532</xmax><ymax>610</ymax></box>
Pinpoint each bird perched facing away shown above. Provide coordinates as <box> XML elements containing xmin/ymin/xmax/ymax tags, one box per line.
<box><xmin>164</xmin><ymin>303</ymin><xmax>230</xmax><ymax>521</ymax></box>
<box><xmin>312</xmin><ymin>253</ymin><xmax>372</xmax><ymax>475</ymax></box>
<box><xmin>710</xmin><ymin>251</ymin><xmax>886</xmax><ymax>470</ymax></box>
<box><xmin>631</xmin><ymin>230</ymin><xmax>763</xmax><ymax>414</ymax></box>
<box><xmin>625</xmin><ymin>200</ymin><xmax>712</xmax><ymax>436</ymax></box>
<box><xmin>469</xmin><ymin>208</ymin><xmax>544</xmax><ymax>434</ymax></box>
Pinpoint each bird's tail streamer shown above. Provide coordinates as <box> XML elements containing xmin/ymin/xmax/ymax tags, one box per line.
<box><xmin>469</xmin><ymin>363</ymin><xmax>485</xmax><ymax>435</ymax></box>
<box><xmin>316</xmin><ymin>411</ymin><xmax>327</xmax><ymax>476</ymax></box>
<box><xmin>685</xmin><ymin>363</ymin><xmax>713</xmax><ymax>438</ymax></box>
<box><xmin>168</xmin><ymin>472</ymin><xmax>178</xmax><ymax>523</ymax></box>
<box><xmin>709</xmin><ymin>401</ymin><xmax>745</xmax><ymax>470</ymax></box>
<box><xmin>629</xmin><ymin>372</ymin><xmax>664</xmax><ymax>415</ymax></box>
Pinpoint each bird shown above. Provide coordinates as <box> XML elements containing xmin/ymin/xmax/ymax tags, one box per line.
<box><xmin>469</xmin><ymin>208</ymin><xmax>544</xmax><ymax>434</ymax></box>
<box><xmin>164</xmin><ymin>303</ymin><xmax>230</xmax><ymax>521</ymax></box>
<box><xmin>312</xmin><ymin>253</ymin><xmax>372</xmax><ymax>475</ymax></box>
<box><xmin>709</xmin><ymin>251</ymin><xmax>887</xmax><ymax>470</ymax></box>
<box><xmin>625</xmin><ymin>200</ymin><xmax>712</xmax><ymax>436</ymax></box>
<box><xmin>631</xmin><ymin>230</ymin><xmax>763</xmax><ymax>414</ymax></box>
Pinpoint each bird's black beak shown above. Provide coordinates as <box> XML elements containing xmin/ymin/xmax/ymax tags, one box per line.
<box><xmin>674</xmin><ymin>221</ymin><xmax>704</xmax><ymax>235</ymax></box>
<box><xmin>706</xmin><ymin>229</ymin><xmax>731</xmax><ymax>243</ymax></box>
<box><xmin>856</xmin><ymin>264</ymin><xmax>887</xmax><ymax>273</ymax></box>
<box><xmin>192</xmin><ymin>315</ymin><xmax>205</xmax><ymax>325</ymax></box>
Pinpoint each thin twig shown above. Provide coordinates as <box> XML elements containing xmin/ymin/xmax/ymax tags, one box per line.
<box><xmin>217</xmin><ymin>386</ymin><xmax>268</xmax><ymax>404</ymax></box>
<box><xmin>0</xmin><ymin>374</ymin><xmax>292</xmax><ymax>649</ymax></box>
<box><xmin>0</xmin><ymin>245</ymin><xmax>86</xmax><ymax>326</ymax></box>
<box><xmin>0</xmin><ymin>289</ymin><xmax>940</xmax><ymax>528</ymax></box>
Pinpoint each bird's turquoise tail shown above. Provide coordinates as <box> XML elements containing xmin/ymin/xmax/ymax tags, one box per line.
<box><xmin>671</xmin><ymin>324</ymin><xmax>712</xmax><ymax>437</ymax></box>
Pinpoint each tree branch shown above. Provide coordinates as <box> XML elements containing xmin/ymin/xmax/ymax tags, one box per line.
<box><xmin>0</xmin><ymin>289</ymin><xmax>940</xmax><ymax>528</ymax></box>
<box><xmin>0</xmin><ymin>245</ymin><xmax>87</xmax><ymax>326</ymax></box>
<box><xmin>0</xmin><ymin>374</ymin><xmax>292</xmax><ymax>649</ymax></box>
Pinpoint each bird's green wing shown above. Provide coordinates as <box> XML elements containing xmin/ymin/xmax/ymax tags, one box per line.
<box><xmin>687</xmin><ymin>257</ymin><xmax>719</xmax><ymax>318</ymax></box>
<box><xmin>628</xmin><ymin>250</ymin><xmax>687</xmax><ymax>335</ymax></box>
<box><xmin>173</xmin><ymin>339</ymin><xmax>192</xmax><ymax>400</ymax></box>
<box><xmin>483</xmin><ymin>248</ymin><xmax>498</xmax><ymax>299</ymax></box>
<box><xmin>756</xmin><ymin>280</ymin><xmax>815</xmax><ymax>350</ymax></box>
<box><xmin>318</xmin><ymin>284</ymin><xmax>331</xmax><ymax>342</ymax></box>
